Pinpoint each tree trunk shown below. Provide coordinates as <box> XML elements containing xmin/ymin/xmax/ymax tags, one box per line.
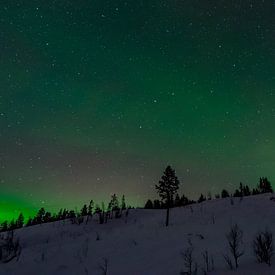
<box><xmin>166</xmin><ymin>207</ymin><xmax>170</xmax><ymax>226</ymax></box>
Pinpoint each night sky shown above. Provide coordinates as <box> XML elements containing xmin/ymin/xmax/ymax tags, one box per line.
<box><xmin>0</xmin><ymin>1</ymin><xmax>274</xmax><ymax>220</ymax></box>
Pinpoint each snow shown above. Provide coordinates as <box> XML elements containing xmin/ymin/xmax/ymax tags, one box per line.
<box><xmin>1</xmin><ymin>194</ymin><xmax>275</xmax><ymax>274</ymax></box>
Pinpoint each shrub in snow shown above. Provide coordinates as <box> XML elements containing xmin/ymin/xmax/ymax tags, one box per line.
<box><xmin>98</xmin><ymin>257</ymin><xmax>108</xmax><ymax>275</ymax></box>
<box><xmin>180</xmin><ymin>240</ymin><xmax>197</xmax><ymax>275</ymax></box>
<box><xmin>201</xmin><ymin>250</ymin><xmax>214</xmax><ymax>274</ymax></box>
<box><xmin>0</xmin><ymin>231</ymin><xmax>21</xmax><ymax>263</ymax></box>
<box><xmin>253</xmin><ymin>230</ymin><xmax>273</xmax><ymax>266</ymax></box>
<box><xmin>224</xmin><ymin>223</ymin><xmax>244</xmax><ymax>269</ymax></box>
<box><xmin>223</xmin><ymin>254</ymin><xmax>233</xmax><ymax>270</ymax></box>
<box><xmin>96</xmin><ymin>232</ymin><xmax>101</xmax><ymax>241</ymax></box>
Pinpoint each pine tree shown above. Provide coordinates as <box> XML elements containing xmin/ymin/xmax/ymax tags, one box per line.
<box><xmin>88</xmin><ymin>200</ymin><xmax>94</xmax><ymax>215</ymax></box>
<box><xmin>26</xmin><ymin>217</ymin><xmax>33</xmax><ymax>227</ymax></box>
<box><xmin>44</xmin><ymin>211</ymin><xmax>52</xmax><ymax>223</ymax></box>
<box><xmin>198</xmin><ymin>194</ymin><xmax>206</xmax><ymax>203</ymax></box>
<box><xmin>36</xmin><ymin>208</ymin><xmax>46</xmax><ymax>224</ymax></box>
<box><xmin>110</xmin><ymin>194</ymin><xmax>119</xmax><ymax>211</ymax></box>
<box><xmin>155</xmin><ymin>165</ymin><xmax>180</xmax><ymax>226</ymax></box>
<box><xmin>86</xmin><ymin>200</ymin><xmax>94</xmax><ymax>224</ymax></box>
<box><xmin>239</xmin><ymin>183</ymin><xmax>244</xmax><ymax>196</ymax></box>
<box><xmin>174</xmin><ymin>193</ymin><xmax>181</xmax><ymax>207</ymax></box>
<box><xmin>234</xmin><ymin>189</ymin><xmax>241</xmax><ymax>197</ymax></box>
<box><xmin>144</xmin><ymin>199</ymin><xmax>153</xmax><ymax>209</ymax></box>
<box><xmin>221</xmin><ymin>189</ymin><xmax>230</xmax><ymax>198</ymax></box>
<box><xmin>81</xmin><ymin>204</ymin><xmax>88</xmax><ymax>216</ymax></box>
<box><xmin>9</xmin><ymin>220</ymin><xmax>16</xmax><ymax>230</ymax></box>
<box><xmin>252</xmin><ymin>188</ymin><xmax>260</xmax><ymax>195</ymax></box>
<box><xmin>153</xmin><ymin>199</ymin><xmax>161</xmax><ymax>209</ymax></box>
<box><xmin>16</xmin><ymin>213</ymin><xmax>24</xmax><ymax>228</ymax></box>
<box><xmin>259</xmin><ymin>177</ymin><xmax>273</xmax><ymax>193</ymax></box>
<box><xmin>57</xmin><ymin>208</ymin><xmax>63</xmax><ymax>220</ymax></box>
<box><xmin>243</xmin><ymin>185</ymin><xmax>251</xmax><ymax>196</ymax></box>
<box><xmin>1</xmin><ymin>221</ymin><xmax>8</xmax><ymax>232</ymax></box>
<box><xmin>121</xmin><ymin>195</ymin><xmax>126</xmax><ymax>210</ymax></box>
<box><xmin>180</xmin><ymin>194</ymin><xmax>189</xmax><ymax>206</ymax></box>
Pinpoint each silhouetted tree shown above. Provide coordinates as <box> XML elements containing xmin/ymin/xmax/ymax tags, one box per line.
<box><xmin>121</xmin><ymin>195</ymin><xmax>126</xmax><ymax>210</ymax></box>
<box><xmin>95</xmin><ymin>204</ymin><xmax>104</xmax><ymax>224</ymax></box>
<box><xmin>144</xmin><ymin>199</ymin><xmax>154</xmax><ymax>209</ymax></box>
<box><xmin>108</xmin><ymin>194</ymin><xmax>119</xmax><ymax>218</ymax></box>
<box><xmin>180</xmin><ymin>194</ymin><xmax>189</xmax><ymax>206</ymax></box>
<box><xmin>259</xmin><ymin>177</ymin><xmax>273</xmax><ymax>193</ymax></box>
<box><xmin>85</xmin><ymin>200</ymin><xmax>94</xmax><ymax>224</ymax></box>
<box><xmin>36</xmin><ymin>208</ymin><xmax>46</xmax><ymax>224</ymax></box>
<box><xmin>180</xmin><ymin>240</ymin><xmax>197</xmax><ymax>275</ymax></box>
<box><xmin>174</xmin><ymin>193</ymin><xmax>181</xmax><ymax>207</ymax></box>
<box><xmin>44</xmin><ymin>211</ymin><xmax>52</xmax><ymax>223</ymax></box>
<box><xmin>243</xmin><ymin>185</ymin><xmax>251</xmax><ymax>196</ymax></box>
<box><xmin>0</xmin><ymin>231</ymin><xmax>21</xmax><ymax>263</ymax></box>
<box><xmin>155</xmin><ymin>165</ymin><xmax>180</xmax><ymax>226</ymax></box>
<box><xmin>253</xmin><ymin>230</ymin><xmax>273</xmax><ymax>266</ymax></box>
<box><xmin>68</xmin><ymin>210</ymin><xmax>76</xmax><ymax>219</ymax></box>
<box><xmin>16</xmin><ymin>213</ymin><xmax>24</xmax><ymax>228</ymax></box>
<box><xmin>221</xmin><ymin>189</ymin><xmax>230</xmax><ymax>198</ymax></box>
<box><xmin>88</xmin><ymin>200</ymin><xmax>94</xmax><ymax>215</ymax></box>
<box><xmin>1</xmin><ymin>221</ymin><xmax>8</xmax><ymax>232</ymax></box>
<box><xmin>225</xmin><ymin>224</ymin><xmax>244</xmax><ymax>269</ymax></box>
<box><xmin>57</xmin><ymin>208</ymin><xmax>63</xmax><ymax>220</ymax></box>
<box><xmin>236</xmin><ymin>183</ymin><xmax>251</xmax><ymax>197</ymax></box>
<box><xmin>239</xmin><ymin>183</ymin><xmax>244</xmax><ymax>196</ymax></box>
<box><xmin>233</xmin><ymin>189</ymin><xmax>241</xmax><ymax>197</ymax></box>
<box><xmin>81</xmin><ymin>204</ymin><xmax>88</xmax><ymax>216</ymax></box>
<box><xmin>62</xmin><ymin>209</ymin><xmax>69</xmax><ymax>219</ymax></box>
<box><xmin>25</xmin><ymin>218</ymin><xmax>33</xmax><ymax>227</ymax></box>
<box><xmin>252</xmin><ymin>188</ymin><xmax>260</xmax><ymax>195</ymax></box>
<box><xmin>153</xmin><ymin>199</ymin><xmax>161</xmax><ymax>209</ymax></box>
<box><xmin>198</xmin><ymin>194</ymin><xmax>206</xmax><ymax>203</ymax></box>
<box><xmin>8</xmin><ymin>220</ymin><xmax>16</xmax><ymax>230</ymax></box>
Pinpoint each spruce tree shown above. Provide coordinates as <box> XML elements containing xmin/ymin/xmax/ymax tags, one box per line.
<box><xmin>88</xmin><ymin>200</ymin><xmax>94</xmax><ymax>215</ymax></box>
<box><xmin>153</xmin><ymin>199</ymin><xmax>161</xmax><ymax>209</ymax></box>
<box><xmin>174</xmin><ymin>193</ymin><xmax>181</xmax><ymax>207</ymax></box>
<box><xmin>155</xmin><ymin>165</ymin><xmax>180</xmax><ymax>226</ymax></box>
<box><xmin>259</xmin><ymin>177</ymin><xmax>273</xmax><ymax>193</ymax></box>
<box><xmin>1</xmin><ymin>221</ymin><xmax>8</xmax><ymax>232</ymax></box>
<box><xmin>16</xmin><ymin>213</ymin><xmax>24</xmax><ymax>228</ymax></box>
<box><xmin>36</xmin><ymin>208</ymin><xmax>46</xmax><ymax>224</ymax></box>
<box><xmin>144</xmin><ymin>199</ymin><xmax>153</xmax><ymax>209</ymax></box>
<box><xmin>81</xmin><ymin>204</ymin><xmax>88</xmax><ymax>216</ymax></box>
<box><xmin>221</xmin><ymin>189</ymin><xmax>230</xmax><ymax>198</ymax></box>
<box><xmin>121</xmin><ymin>195</ymin><xmax>126</xmax><ymax>210</ymax></box>
<box><xmin>198</xmin><ymin>194</ymin><xmax>206</xmax><ymax>203</ymax></box>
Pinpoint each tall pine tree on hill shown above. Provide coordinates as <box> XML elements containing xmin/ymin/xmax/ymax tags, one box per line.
<box><xmin>155</xmin><ymin>165</ymin><xmax>180</xmax><ymax>226</ymax></box>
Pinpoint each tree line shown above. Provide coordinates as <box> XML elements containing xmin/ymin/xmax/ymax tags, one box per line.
<box><xmin>144</xmin><ymin>165</ymin><xmax>273</xmax><ymax>226</ymax></box>
<box><xmin>0</xmin><ymin>194</ymin><xmax>129</xmax><ymax>232</ymax></box>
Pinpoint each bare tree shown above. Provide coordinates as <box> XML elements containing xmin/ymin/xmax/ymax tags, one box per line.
<box><xmin>98</xmin><ymin>257</ymin><xmax>108</xmax><ymax>275</ymax></box>
<box><xmin>180</xmin><ymin>240</ymin><xmax>197</xmax><ymax>275</ymax></box>
<box><xmin>0</xmin><ymin>231</ymin><xmax>21</xmax><ymax>263</ymax></box>
<box><xmin>201</xmin><ymin>250</ymin><xmax>215</xmax><ymax>274</ymax></box>
<box><xmin>225</xmin><ymin>224</ymin><xmax>244</xmax><ymax>269</ymax></box>
<box><xmin>253</xmin><ymin>230</ymin><xmax>273</xmax><ymax>266</ymax></box>
<box><xmin>223</xmin><ymin>254</ymin><xmax>233</xmax><ymax>270</ymax></box>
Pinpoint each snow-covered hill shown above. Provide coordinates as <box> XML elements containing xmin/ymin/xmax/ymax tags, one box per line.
<box><xmin>1</xmin><ymin>194</ymin><xmax>275</xmax><ymax>275</ymax></box>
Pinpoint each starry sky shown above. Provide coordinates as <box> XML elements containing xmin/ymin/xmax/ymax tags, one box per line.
<box><xmin>0</xmin><ymin>0</ymin><xmax>274</xmax><ymax>220</ymax></box>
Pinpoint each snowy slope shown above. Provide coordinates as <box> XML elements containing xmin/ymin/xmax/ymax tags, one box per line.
<box><xmin>1</xmin><ymin>194</ymin><xmax>275</xmax><ymax>275</ymax></box>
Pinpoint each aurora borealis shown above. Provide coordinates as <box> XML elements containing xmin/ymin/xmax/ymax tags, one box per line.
<box><xmin>0</xmin><ymin>1</ymin><xmax>274</xmax><ymax>220</ymax></box>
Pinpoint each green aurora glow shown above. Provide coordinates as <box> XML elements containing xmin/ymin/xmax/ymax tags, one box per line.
<box><xmin>0</xmin><ymin>1</ymin><xmax>274</xmax><ymax>220</ymax></box>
